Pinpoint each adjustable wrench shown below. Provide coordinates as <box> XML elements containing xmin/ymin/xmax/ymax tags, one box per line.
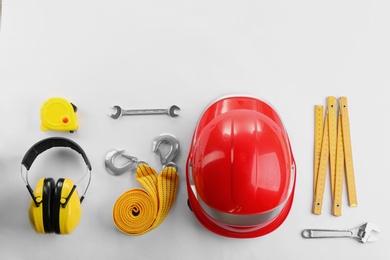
<box><xmin>302</xmin><ymin>222</ymin><xmax>380</xmax><ymax>243</ymax></box>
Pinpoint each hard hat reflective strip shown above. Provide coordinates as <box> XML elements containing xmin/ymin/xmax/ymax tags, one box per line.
<box><xmin>189</xmin><ymin>162</ymin><xmax>296</xmax><ymax>227</ymax></box>
<box><xmin>198</xmin><ymin>196</ymin><xmax>286</xmax><ymax>226</ymax></box>
<box><xmin>187</xmin><ymin>162</ymin><xmax>200</xmax><ymax>201</ymax></box>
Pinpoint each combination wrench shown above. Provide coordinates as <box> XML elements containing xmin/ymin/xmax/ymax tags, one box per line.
<box><xmin>109</xmin><ymin>105</ymin><xmax>180</xmax><ymax>119</ymax></box>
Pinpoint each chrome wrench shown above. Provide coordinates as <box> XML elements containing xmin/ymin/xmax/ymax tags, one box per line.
<box><xmin>302</xmin><ymin>222</ymin><xmax>380</xmax><ymax>243</ymax></box>
<box><xmin>109</xmin><ymin>105</ymin><xmax>180</xmax><ymax>119</ymax></box>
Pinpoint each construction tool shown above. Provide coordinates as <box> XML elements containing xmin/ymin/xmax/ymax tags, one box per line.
<box><xmin>40</xmin><ymin>97</ymin><xmax>79</xmax><ymax>132</ymax></box>
<box><xmin>339</xmin><ymin>97</ymin><xmax>357</xmax><ymax>207</ymax></box>
<box><xmin>109</xmin><ymin>105</ymin><xmax>180</xmax><ymax>119</ymax></box>
<box><xmin>302</xmin><ymin>222</ymin><xmax>380</xmax><ymax>243</ymax></box>
<box><xmin>313</xmin><ymin>96</ymin><xmax>357</xmax><ymax>216</ymax></box>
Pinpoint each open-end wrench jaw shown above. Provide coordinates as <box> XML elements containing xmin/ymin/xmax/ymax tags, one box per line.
<box><xmin>169</xmin><ymin>105</ymin><xmax>180</xmax><ymax>117</ymax></box>
<box><xmin>109</xmin><ymin>106</ymin><xmax>122</xmax><ymax>119</ymax></box>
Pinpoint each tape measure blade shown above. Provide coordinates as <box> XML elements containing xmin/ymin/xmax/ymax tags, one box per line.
<box><xmin>340</xmin><ymin>97</ymin><xmax>357</xmax><ymax>207</ymax></box>
<box><xmin>313</xmin><ymin>112</ymin><xmax>329</xmax><ymax>215</ymax></box>
<box><xmin>327</xmin><ymin>97</ymin><xmax>337</xmax><ymax>197</ymax></box>
<box><xmin>333</xmin><ymin>112</ymin><xmax>344</xmax><ymax>216</ymax></box>
<box><xmin>314</xmin><ymin>105</ymin><xmax>324</xmax><ymax>192</ymax></box>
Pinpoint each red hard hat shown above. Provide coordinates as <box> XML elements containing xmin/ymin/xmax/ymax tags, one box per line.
<box><xmin>186</xmin><ymin>96</ymin><xmax>296</xmax><ymax>238</ymax></box>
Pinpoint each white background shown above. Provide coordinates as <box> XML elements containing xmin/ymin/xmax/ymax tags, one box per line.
<box><xmin>1</xmin><ymin>0</ymin><xmax>390</xmax><ymax>259</ymax></box>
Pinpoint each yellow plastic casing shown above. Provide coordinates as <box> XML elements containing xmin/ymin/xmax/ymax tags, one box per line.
<box><xmin>28</xmin><ymin>179</ymin><xmax>45</xmax><ymax>234</ymax></box>
<box><xmin>59</xmin><ymin>179</ymin><xmax>82</xmax><ymax>234</ymax></box>
<box><xmin>40</xmin><ymin>97</ymin><xmax>78</xmax><ymax>132</ymax></box>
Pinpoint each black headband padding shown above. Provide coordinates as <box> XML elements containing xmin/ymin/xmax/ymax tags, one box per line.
<box><xmin>21</xmin><ymin>137</ymin><xmax>92</xmax><ymax>171</ymax></box>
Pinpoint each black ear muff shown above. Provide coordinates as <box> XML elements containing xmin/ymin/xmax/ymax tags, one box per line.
<box><xmin>42</xmin><ymin>178</ymin><xmax>55</xmax><ymax>234</ymax></box>
<box><xmin>50</xmin><ymin>178</ymin><xmax>81</xmax><ymax>234</ymax></box>
<box><xmin>51</xmin><ymin>178</ymin><xmax>64</xmax><ymax>234</ymax></box>
<box><xmin>28</xmin><ymin>177</ymin><xmax>55</xmax><ymax>234</ymax></box>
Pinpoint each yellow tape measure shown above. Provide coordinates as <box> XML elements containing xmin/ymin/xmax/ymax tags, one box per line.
<box><xmin>313</xmin><ymin>96</ymin><xmax>357</xmax><ymax>216</ymax></box>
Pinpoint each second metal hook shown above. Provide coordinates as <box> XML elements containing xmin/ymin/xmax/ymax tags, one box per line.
<box><xmin>152</xmin><ymin>134</ymin><xmax>180</xmax><ymax>169</ymax></box>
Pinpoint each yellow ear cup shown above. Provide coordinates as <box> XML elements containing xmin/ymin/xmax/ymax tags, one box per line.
<box><xmin>28</xmin><ymin>179</ymin><xmax>46</xmax><ymax>234</ymax></box>
<box><xmin>57</xmin><ymin>179</ymin><xmax>82</xmax><ymax>234</ymax></box>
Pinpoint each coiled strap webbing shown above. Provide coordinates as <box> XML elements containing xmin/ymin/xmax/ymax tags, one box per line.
<box><xmin>113</xmin><ymin>163</ymin><xmax>179</xmax><ymax>235</ymax></box>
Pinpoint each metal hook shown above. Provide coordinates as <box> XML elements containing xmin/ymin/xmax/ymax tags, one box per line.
<box><xmin>105</xmin><ymin>149</ymin><xmax>138</xmax><ymax>176</ymax></box>
<box><xmin>152</xmin><ymin>134</ymin><xmax>180</xmax><ymax>169</ymax></box>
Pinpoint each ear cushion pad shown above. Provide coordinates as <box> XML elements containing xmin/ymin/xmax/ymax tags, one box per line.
<box><xmin>28</xmin><ymin>178</ymin><xmax>55</xmax><ymax>234</ymax></box>
<box><xmin>42</xmin><ymin>178</ymin><xmax>55</xmax><ymax>233</ymax></box>
<box><xmin>52</xmin><ymin>178</ymin><xmax>82</xmax><ymax>234</ymax></box>
<box><xmin>51</xmin><ymin>178</ymin><xmax>63</xmax><ymax>234</ymax></box>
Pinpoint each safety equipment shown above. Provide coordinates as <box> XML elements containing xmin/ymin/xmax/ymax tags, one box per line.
<box><xmin>21</xmin><ymin>137</ymin><xmax>92</xmax><ymax>235</ymax></box>
<box><xmin>186</xmin><ymin>96</ymin><xmax>296</xmax><ymax>238</ymax></box>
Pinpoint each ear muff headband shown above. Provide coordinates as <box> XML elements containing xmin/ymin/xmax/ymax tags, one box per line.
<box><xmin>22</xmin><ymin>137</ymin><xmax>92</xmax><ymax>207</ymax></box>
<box><xmin>21</xmin><ymin>137</ymin><xmax>92</xmax><ymax>171</ymax></box>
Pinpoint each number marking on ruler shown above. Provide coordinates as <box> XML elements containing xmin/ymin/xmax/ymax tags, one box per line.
<box><xmin>333</xmin><ymin>111</ymin><xmax>344</xmax><ymax>216</ymax></box>
<box><xmin>313</xmin><ymin>109</ymin><xmax>329</xmax><ymax>215</ymax></box>
<box><xmin>340</xmin><ymin>97</ymin><xmax>357</xmax><ymax>207</ymax></box>
<box><xmin>327</xmin><ymin>97</ymin><xmax>337</xmax><ymax>196</ymax></box>
<box><xmin>314</xmin><ymin>105</ymin><xmax>324</xmax><ymax>192</ymax></box>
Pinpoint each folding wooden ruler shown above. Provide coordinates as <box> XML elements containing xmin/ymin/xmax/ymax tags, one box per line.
<box><xmin>313</xmin><ymin>96</ymin><xmax>357</xmax><ymax>216</ymax></box>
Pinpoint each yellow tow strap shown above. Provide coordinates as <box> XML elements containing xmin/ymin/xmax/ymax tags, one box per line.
<box><xmin>113</xmin><ymin>163</ymin><xmax>179</xmax><ymax>235</ymax></box>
